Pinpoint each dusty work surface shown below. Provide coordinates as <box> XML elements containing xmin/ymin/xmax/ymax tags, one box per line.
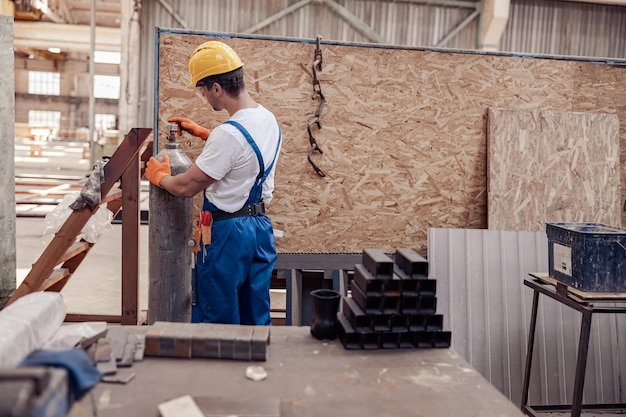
<box><xmin>69</xmin><ymin>326</ymin><xmax>523</xmax><ymax>417</ymax></box>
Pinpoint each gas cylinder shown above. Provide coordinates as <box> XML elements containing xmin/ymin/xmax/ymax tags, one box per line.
<box><xmin>148</xmin><ymin>123</ymin><xmax>193</xmax><ymax>323</ymax></box>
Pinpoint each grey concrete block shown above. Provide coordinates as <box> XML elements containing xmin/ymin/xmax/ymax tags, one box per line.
<box><xmin>218</xmin><ymin>325</ymin><xmax>237</xmax><ymax>360</ymax></box>
<box><xmin>251</xmin><ymin>326</ymin><xmax>270</xmax><ymax>361</ymax></box>
<box><xmin>232</xmin><ymin>325</ymin><xmax>254</xmax><ymax>361</ymax></box>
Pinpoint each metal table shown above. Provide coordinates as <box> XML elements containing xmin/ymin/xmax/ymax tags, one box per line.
<box><xmin>522</xmin><ymin>273</ymin><xmax>626</xmax><ymax>417</ymax></box>
<box><xmin>69</xmin><ymin>326</ymin><xmax>523</xmax><ymax>417</ymax></box>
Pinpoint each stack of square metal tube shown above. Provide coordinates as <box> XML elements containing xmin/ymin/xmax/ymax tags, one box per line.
<box><xmin>337</xmin><ymin>248</ymin><xmax>451</xmax><ymax>350</ymax></box>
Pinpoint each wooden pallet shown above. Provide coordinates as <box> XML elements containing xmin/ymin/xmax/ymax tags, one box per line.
<box><xmin>7</xmin><ymin>128</ymin><xmax>153</xmax><ymax>325</ymax></box>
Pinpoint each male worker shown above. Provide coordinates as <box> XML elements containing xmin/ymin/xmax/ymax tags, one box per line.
<box><xmin>145</xmin><ymin>40</ymin><xmax>282</xmax><ymax>326</ymax></box>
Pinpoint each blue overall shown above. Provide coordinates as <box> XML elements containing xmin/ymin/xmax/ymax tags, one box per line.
<box><xmin>197</xmin><ymin>120</ymin><xmax>281</xmax><ymax>325</ymax></box>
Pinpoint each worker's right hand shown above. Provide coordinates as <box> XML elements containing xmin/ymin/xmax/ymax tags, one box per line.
<box><xmin>168</xmin><ymin>117</ymin><xmax>210</xmax><ymax>141</ymax></box>
<box><xmin>145</xmin><ymin>154</ymin><xmax>171</xmax><ymax>188</ymax></box>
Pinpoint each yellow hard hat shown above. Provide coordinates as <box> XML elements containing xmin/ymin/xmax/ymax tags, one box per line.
<box><xmin>186</xmin><ymin>41</ymin><xmax>244</xmax><ymax>87</ymax></box>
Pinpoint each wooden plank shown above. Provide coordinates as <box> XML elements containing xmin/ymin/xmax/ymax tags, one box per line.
<box><xmin>121</xmin><ymin>142</ymin><xmax>140</xmax><ymax>325</ymax></box>
<box><xmin>64</xmin><ymin>313</ymin><xmax>122</xmax><ymax>323</ymax></box>
<box><xmin>530</xmin><ymin>272</ymin><xmax>626</xmax><ymax>301</ymax></box>
<box><xmin>38</xmin><ymin>268</ymin><xmax>70</xmax><ymax>291</ymax></box>
<box><xmin>157</xmin><ymin>34</ymin><xmax>626</xmax><ymax>254</ymax></box>
<box><xmin>58</xmin><ymin>241</ymin><xmax>91</xmax><ymax>265</ymax></box>
<box><xmin>487</xmin><ymin>108</ymin><xmax>621</xmax><ymax>231</ymax></box>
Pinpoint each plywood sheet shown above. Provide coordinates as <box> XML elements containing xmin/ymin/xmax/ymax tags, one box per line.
<box><xmin>487</xmin><ymin>108</ymin><xmax>620</xmax><ymax>231</ymax></box>
<box><xmin>156</xmin><ymin>31</ymin><xmax>626</xmax><ymax>253</ymax></box>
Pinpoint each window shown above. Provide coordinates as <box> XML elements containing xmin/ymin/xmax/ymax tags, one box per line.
<box><xmin>28</xmin><ymin>110</ymin><xmax>61</xmax><ymax>128</ymax></box>
<box><xmin>94</xmin><ymin>75</ymin><xmax>120</xmax><ymax>99</ymax></box>
<box><xmin>94</xmin><ymin>51</ymin><xmax>121</xmax><ymax>64</ymax></box>
<box><xmin>28</xmin><ymin>71</ymin><xmax>60</xmax><ymax>95</ymax></box>
<box><xmin>95</xmin><ymin>114</ymin><xmax>116</xmax><ymax>130</ymax></box>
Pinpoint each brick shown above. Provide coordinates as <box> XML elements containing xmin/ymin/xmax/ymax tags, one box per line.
<box><xmin>118</xmin><ymin>337</ymin><xmax>137</xmax><ymax>367</ymax></box>
<box><xmin>251</xmin><ymin>325</ymin><xmax>270</xmax><ymax>361</ymax></box>
<box><xmin>144</xmin><ymin>324</ymin><xmax>165</xmax><ymax>357</ymax></box>
<box><xmin>394</xmin><ymin>248</ymin><xmax>428</xmax><ymax>279</ymax></box>
<box><xmin>232</xmin><ymin>325</ymin><xmax>254</xmax><ymax>361</ymax></box>
<box><xmin>94</xmin><ymin>338</ymin><xmax>112</xmax><ymax>362</ymax></box>
<box><xmin>96</xmin><ymin>356</ymin><xmax>117</xmax><ymax>375</ymax></box>
<box><xmin>218</xmin><ymin>325</ymin><xmax>238</xmax><ymax>360</ymax></box>
<box><xmin>362</xmin><ymin>249</ymin><xmax>394</xmax><ymax>279</ymax></box>
<box><xmin>191</xmin><ymin>323</ymin><xmax>211</xmax><ymax>358</ymax></box>
<box><xmin>158</xmin><ymin>322</ymin><xmax>179</xmax><ymax>357</ymax></box>
<box><xmin>191</xmin><ymin>323</ymin><xmax>227</xmax><ymax>359</ymax></box>
<box><xmin>174</xmin><ymin>323</ymin><xmax>195</xmax><ymax>358</ymax></box>
<box><xmin>106</xmin><ymin>326</ymin><xmax>129</xmax><ymax>361</ymax></box>
<box><xmin>134</xmin><ymin>334</ymin><xmax>145</xmax><ymax>361</ymax></box>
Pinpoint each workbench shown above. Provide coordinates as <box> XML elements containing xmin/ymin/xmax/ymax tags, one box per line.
<box><xmin>68</xmin><ymin>326</ymin><xmax>523</xmax><ymax>417</ymax></box>
<box><xmin>521</xmin><ymin>273</ymin><xmax>626</xmax><ymax>417</ymax></box>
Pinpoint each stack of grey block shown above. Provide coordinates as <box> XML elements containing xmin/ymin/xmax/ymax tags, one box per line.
<box><xmin>337</xmin><ymin>248</ymin><xmax>451</xmax><ymax>350</ymax></box>
<box><xmin>144</xmin><ymin>322</ymin><xmax>270</xmax><ymax>361</ymax></box>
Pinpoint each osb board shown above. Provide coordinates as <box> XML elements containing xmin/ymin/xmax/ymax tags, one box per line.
<box><xmin>156</xmin><ymin>31</ymin><xmax>626</xmax><ymax>254</ymax></box>
<box><xmin>487</xmin><ymin>108</ymin><xmax>621</xmax><ymax>231</ymax></box>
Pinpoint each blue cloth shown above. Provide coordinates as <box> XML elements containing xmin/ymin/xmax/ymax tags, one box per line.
<box><xmin>197</xmin><ymin>213</ymin><xmax>276</xmax><ymax>325</ymax></box>
<box><xmin>20</xmin><ymin>348</ymin><xmax>102</xmax><ymax>400</ymax></box>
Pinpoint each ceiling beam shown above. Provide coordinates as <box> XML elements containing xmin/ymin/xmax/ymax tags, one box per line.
<box><xmin>481</xmin><ymin>0</ymin><xmax>510</xmax><ymax>50</ymax></box>
<box><xmin>243</xmin><ymin>0</ymin><xmax>312</xmax><ymax>34</ymax></box>
<box><xmin>323</xmin><ymin>0</ymin><xmax>385</xmax><ymax>43</ymax></box>
<box><xmin>14</xmin><ymin>21</ymin><xmax>121</xmax><ymax>52</ymax></box>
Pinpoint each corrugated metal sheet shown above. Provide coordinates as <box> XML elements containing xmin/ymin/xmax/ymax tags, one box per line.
<box><xmin>428</xmin><ymin>227</ymin><xmax>626</xmax><ymax>407</ymax></box>
<box><xmin>502</xmin><ymin>0</ymin><xmax>626</xmax><ymax>59</ymax></box>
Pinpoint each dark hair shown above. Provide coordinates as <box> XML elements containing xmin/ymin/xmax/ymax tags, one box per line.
<box><xmin>198</xmin><ymin>67</ymin><xmax>245</xmax><ymax>98</ymax></box>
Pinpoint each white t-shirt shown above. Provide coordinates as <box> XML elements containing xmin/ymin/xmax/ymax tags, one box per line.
<box><xmin>196</xmin><ymin>105</ymin><xmax>281</xmax><ymax>213</ymax></box>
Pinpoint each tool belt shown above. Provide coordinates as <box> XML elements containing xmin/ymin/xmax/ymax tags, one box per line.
<box><xmin>211</xmin><ymin>201</ymin><xmax>266</xmax><ymax>222</ymax></box>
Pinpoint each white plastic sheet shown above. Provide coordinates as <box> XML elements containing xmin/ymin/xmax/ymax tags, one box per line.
<box><xmin>0</xmin><ymin>292</ymin><xmax>66</xmax><ymax>368</ymax></box>
<box><xmin>42</xmin><ymin>192</ymin><xmax>113</xmax><ymax>245</ymax></box>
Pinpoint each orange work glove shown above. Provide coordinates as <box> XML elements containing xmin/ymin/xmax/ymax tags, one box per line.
<box><xmin>145</xmin><ymin>154</ymin><xmax>171</xmax><ymax>188</ymax></box>
<box><xmin>167</xmin><ymin>117</ymin><xmax>210</xmax><ymax>141</ymax></box>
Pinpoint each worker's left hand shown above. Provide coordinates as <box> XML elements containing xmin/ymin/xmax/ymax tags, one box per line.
<box><xmin>145</xmin><ymin>154</ymin><xmax>171</xmax><ymax>188</ymax></box>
